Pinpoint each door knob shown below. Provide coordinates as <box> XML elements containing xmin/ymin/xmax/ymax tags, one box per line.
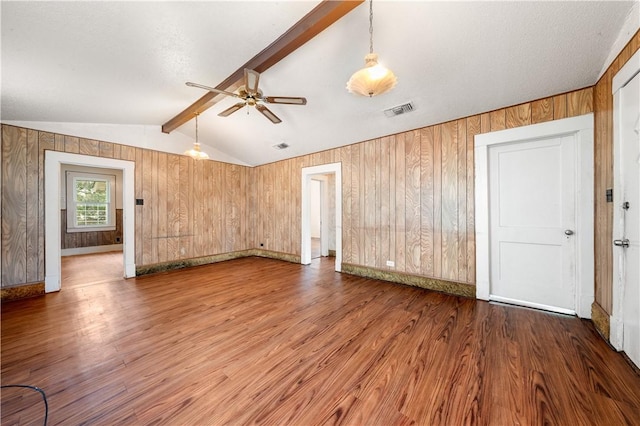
<box><xmin>564</xmin><ymin>229</ymin><xmax>574</xmax><ymax>236</ymax></box>
<box><xmin>613</xmin><ymin>239</ymin><xmax>630</xmax><ymax>248</ymax></box>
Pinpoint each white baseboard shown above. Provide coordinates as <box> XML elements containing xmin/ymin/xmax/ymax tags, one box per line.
<box><xmin>610</xmin><ymin>314</ymin><xmax>624</xmax><ymax>351</ymax></box>
<box><xmin>45</xmin><ymin>274</ymin><xmax>60</xmax><ymax>293</ymax></box>
<box><xmin>61</xmin><ymin>244</ymin><xmax>123</xmax><ymax>257</ymax></box>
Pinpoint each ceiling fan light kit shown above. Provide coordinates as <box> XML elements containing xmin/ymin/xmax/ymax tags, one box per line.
<box><xmin>346</xmin><ymin>0</ymin><xmax>397</xmax><ymax>97</ymax></box>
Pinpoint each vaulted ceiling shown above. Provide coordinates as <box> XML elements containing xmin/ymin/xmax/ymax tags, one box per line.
<box><xmin>1</xmin><ymin>1</ymin><xmax>636</xmax><ymax>166</ymax></box>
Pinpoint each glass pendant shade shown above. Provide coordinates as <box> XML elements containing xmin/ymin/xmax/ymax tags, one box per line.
<box><xmin>346</xmin><ymin>53</ymin><xmax>397</xmax><ymax>97</ymax></box>
<box><xmin>184</xmin><ymin>142</ymin><xmax>209</xmax><ymax>160</ymax></box>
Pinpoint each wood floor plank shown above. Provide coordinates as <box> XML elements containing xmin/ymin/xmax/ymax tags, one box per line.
<box><xmin>2</xmin><ymin>255</ymin><xmax>639</xmax><ymax>425</ymax></box>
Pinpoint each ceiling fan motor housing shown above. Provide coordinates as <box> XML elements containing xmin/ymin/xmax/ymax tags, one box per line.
<box><xmin>238</xmin><ymin>87</ymin><xmax>263</xmax><ymax>106</ymax></box>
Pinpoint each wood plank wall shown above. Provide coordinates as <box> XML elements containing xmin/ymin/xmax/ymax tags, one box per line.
<box><xmin>60</xmin><ymin>209</ymin><xmax>123</xmax><ymax>249</ymax></box>
<box><xmin>1</xmin><ymin>125</ymin><xmax>251</xmax><ymax>287</ymax></box>
<box><xmin>593</xmin><ymin>30</ymin><xmax>640</xmax><ymax>314</ymax></box>
<box><xmin>252</xmin><ymin>87</ymin><xmax>593</xmax><ymax>284</ymax></box>
<box><xmin>0</xmin><ymin>85</ymin><xmax>595</xmax><ymax>289</ymax></box>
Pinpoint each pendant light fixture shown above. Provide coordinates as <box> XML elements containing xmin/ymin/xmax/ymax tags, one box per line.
<box><xmin>346</xmin><ymin>0</ymin><xmax>397</xmax><ymax>97</ymax></box>
<box><xmin>184</xmin><ymin>112</ymin><xmax>209</xmax><ymax>160</ymax></box>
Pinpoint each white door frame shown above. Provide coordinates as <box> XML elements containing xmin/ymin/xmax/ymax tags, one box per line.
<box><xmin>45</xmin><ymin>151</ymin><xmax>136</xmax><ymax>292</ymax></box>
<box><xmin>301</xmin><ymin>162</ymin><xmax>342</xmax><ymax>271</ymax></box>
<box><xmin>611</xmin><ymin>49</ymin><xmax>640</xmax><ymax>349</ymax></box>
<box><xmin>475</xmin><ymin>114</ymin><xmax>594</xmax><ymax>318</ymax></box>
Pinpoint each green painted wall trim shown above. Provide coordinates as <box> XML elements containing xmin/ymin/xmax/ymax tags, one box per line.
<box><xmin>135</xmin><ymin>249</ymin><xmax>301</xmax><ymax>276</ymax></box>
<box><xmin>249</xmin><ymin>249</ymin><xmax>301</xmax><ymax>264</ymax></box>
<box><xmin>591</xmin><ymin>301</ymin><xmax>610</xmax><ymax>341</ymax></box>
<box><xmin>1</xmin><ymin>282</ymin><xmax>45</xmax><ymax>302</ymax></box>
<box><xmin>136</xmin><ymin>250</ymin><xmax>255</xmax><ymax>276</ymax></box>
<box><xmin>342</xmin><ymin>263</ymin><xmax>475</xmax><ymax>298</ymax></box>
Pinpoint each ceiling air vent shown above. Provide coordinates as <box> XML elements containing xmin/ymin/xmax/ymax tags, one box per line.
<box><xmin>273</xmin><ymin>142</ymin><xmax>289</xmax><ymax>150</ymax></box>
<box><xmin>384</xmin><ymin>102</ymin><xmax>415</xmax><ymax>118</ymax></box>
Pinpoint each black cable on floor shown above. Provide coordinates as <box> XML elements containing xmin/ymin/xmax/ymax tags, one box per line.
<box><xmin>1</xmin><ymin>384</ymin><xmax>48</xmax><ymax>426</ymax></box>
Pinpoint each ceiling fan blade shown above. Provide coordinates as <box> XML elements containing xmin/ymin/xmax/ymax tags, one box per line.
<box><xmin>244</xmin><ymin>69</ymin><xmax>260</xmax><ymax>94</ymax></box>
<box><xmin>218</xmin><ymin>102</ymin><xmax>246</xmax><ymax>117</ymax></box>
<box><xmin>255</xmin><ymin>104</ymin><xmax>282</xmax><ymax>124</ymax></box>
<box><xmin>264</xmin><ymin>96</ymin><xmax>307</xmax><ymax>105</ymax></box>
<box><xmin>186</xmin><ymin>82</ymin><xmax>239</xmax><ymax>98</ymax></box>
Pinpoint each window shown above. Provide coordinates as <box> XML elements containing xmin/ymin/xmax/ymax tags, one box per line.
<box><xmin>66</xmin><ymin>171</ymin><xmax>116</xmax><ymax>232</ymax></box>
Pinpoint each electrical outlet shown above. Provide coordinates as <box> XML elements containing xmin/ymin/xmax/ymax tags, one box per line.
<box><xmin>386</xmin><ymin>260</ymin><xmax>395</xmax><ymax>267</ymax></box>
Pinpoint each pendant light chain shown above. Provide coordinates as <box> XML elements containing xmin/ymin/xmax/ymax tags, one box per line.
<box><xmin>184</xmin><ymin>111</ymin><xmax>209</xmax><ymax>159</ymax></box>
<box><xmin>368</xmin><ymin>0</ymin><xmax>374</xmax><ymax>54</ymax></box>
<box><xmin>195</xmin><ymin>112</ymin><xmax>199</xmax><ymax>145</ymax></box>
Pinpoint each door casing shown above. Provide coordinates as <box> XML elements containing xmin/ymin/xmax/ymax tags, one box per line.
<box><xmin>45</xmin><ymin>151</ymin><xmax>136</xmax><ymax>292</ymax></box>
<box><xmin>475</xmin><ymin>114</ymin><xmax>594</xmax><ymax>318</ymax></box>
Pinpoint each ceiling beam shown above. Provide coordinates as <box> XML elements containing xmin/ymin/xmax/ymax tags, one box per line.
<box><xmin>162</xmin><ymin>0</ymin><xmax>364</xmax><ymax>134</ymax></box>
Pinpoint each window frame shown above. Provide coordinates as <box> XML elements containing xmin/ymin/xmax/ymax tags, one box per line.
<box><xmin>65</xmin><ymin>171</ymin><xmax>116</xmax><ymax>233</ymax></box>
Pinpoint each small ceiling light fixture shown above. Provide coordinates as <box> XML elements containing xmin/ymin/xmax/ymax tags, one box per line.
<box><xmin>184</xmin><ymin>112</ymin><xmax>209</xmax><ymax>160</ymax></box>
<box><xmin>346</xmin><ymin>0</ymin><xmax>397</xmax><ymax>97</ymax></box>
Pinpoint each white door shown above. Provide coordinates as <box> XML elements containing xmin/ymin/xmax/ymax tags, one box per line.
<box><xmin>614</xmin><ymin>70</ymin><xmax>640</xmax><ymax>368</ymax></box>
<box><xmin>488</xmin><ymin>135</ymin><xmax>577</xmax><ymax>314</ymax></box>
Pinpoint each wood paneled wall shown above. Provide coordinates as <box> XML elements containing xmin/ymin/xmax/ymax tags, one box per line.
<box><xmin>1</xmin><ymin>125</ymin><xmax>251</xmax><ymax>287</ymax></box>
<box><xmin>1</xmin><ymin>87</ymin><xmax>596</xmax><ymax>290</ymax></box>
<box><xmin>1</xmin><ymin>127</ymin><xmax>42</xmax><ymax>287</ymax></box>
<box><xmin>252</xmin><ymin>87</ymin><xmax>593</xmax><ymax>284</ymax></box>
<box><xmin>593</xmin><ymin>30</ymin><xmax>640</xmax><ymax>314</ymax></box>
<box><xmin>134</xmin><ymin>149</ymin><xmax>250</xmax><ymax>267</ymax></box>
<box><xmin>61</xmin><ymin>209</ymin><xmax>123</xmax><ymax>249</ymax></box>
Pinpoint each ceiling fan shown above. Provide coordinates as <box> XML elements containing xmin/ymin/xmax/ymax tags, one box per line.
<box><xmin>186</xmin><ymin>69</ymin><xmax>307</xmax><ymax>124</ymax></box>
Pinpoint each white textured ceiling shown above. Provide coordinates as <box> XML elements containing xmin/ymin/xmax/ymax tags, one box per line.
<box><xmin>1</xmin><ymin>1</ymin><xmax>636</xmax><ymax>166</ymax></box>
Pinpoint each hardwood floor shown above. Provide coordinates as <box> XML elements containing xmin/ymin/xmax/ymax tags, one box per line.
<box><xmin>61</xmin><ymin>251</ymin><xmax>123</xmax><ymax>289</ymax></box>
<box><xmin>2</xmin><ymin>256</ymin><xmax>639</xmax><ymax>425</ymax></box>
<box><xmin>311</xmin><ymin>237</ymin><xmax>321</xmax><ymax>259</ymax></box>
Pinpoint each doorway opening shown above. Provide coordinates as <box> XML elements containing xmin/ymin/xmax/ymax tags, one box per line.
<box><xmin>310</xmin><ymin>177</ymin><xmax>322</xmax><ymax>259</ymax></box>
<box><xmin>45</xmin><ymin>151</ymin><xmax>135</xmax><ymax>292</ymax></box>
<box><xmin>60</xmin><ymin>164</ymin><xmax>125</xmax><ymax>288</ymax></box>
<box><xmin>301</xmin><ymin>163</ymin><xmax>342</xmax><ymax>271</ymax></box>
